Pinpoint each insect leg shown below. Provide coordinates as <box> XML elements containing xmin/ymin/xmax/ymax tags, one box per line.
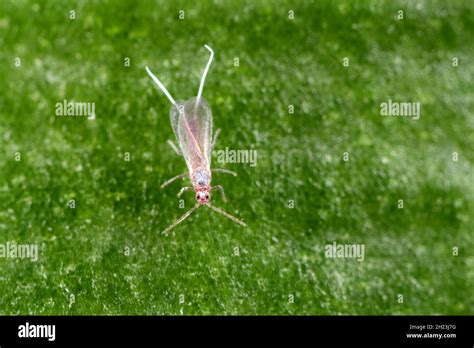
<box><xmin>211</xmin><ymin>185</ymin><xmax>227</xmax><ymax>203</ymax></box>
<box><xmin>162</xmin><ymin>203</ymin><xmax>200</xmax><ymax>235</ymax></box>
<box><xmin>161</xmin><ymin>173</ymin><xmax>188</xmax><ymax>188</ymax></box>
<box><xmin>206</xmin><ymin>204</ymin><xmax>246</xmax><ymax>227</ymax></box>
<box><xmin>212</xmin><ymin>168</ymin><xmax>237</xmax><ymax>176</ymax></box>
<box><xmin>167</xmin><ymin>139</ymin><xmax>182</xmax><ymax>156</ymax></box>
<box><xmin>177</xmin><ymin>186</ymin><xmax>193</xmax><ymax>198</ymax></box>
<box><xmin>211</xmin><ymin>128</ymin><xmax>221</xmax><ymax>150</ymax></box>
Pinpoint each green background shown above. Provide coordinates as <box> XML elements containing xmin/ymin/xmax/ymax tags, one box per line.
<box><xmin>0</xmin><ymin>0</ymin><xmax>473</xmax><ymax>314</ymax></box>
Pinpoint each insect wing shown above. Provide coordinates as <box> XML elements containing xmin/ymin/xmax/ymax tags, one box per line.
<box><xmin>171</xmin><ymin>97</ymin><xmax>213</xmax><ymax>172</ymax></box>
<box><xmin>169</xmin><ymin>100</ymin><xmax>185</xmax><ymax>144</ymax></box>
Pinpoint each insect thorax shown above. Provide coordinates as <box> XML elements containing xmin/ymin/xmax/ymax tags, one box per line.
<box><xmin>192</xmin><ymin>168</ymin><xmax>211</xmax><ymax>188</ymax></box>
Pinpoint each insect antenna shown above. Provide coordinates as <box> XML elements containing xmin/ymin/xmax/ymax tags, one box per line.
<box><xmin>162</xmin><ymin>203</ymin><xmax>200</xmax><ymax>235</ymax></box>
<box><xmin>206</xmin><ymin>204</ymin><xmax>246</xmax><ymax>227</ymax></box>
<box><xmin>196</xmin><ymin>44</ymin><xmax>214</xmax><ymax>101</ymax></box>
<box><xmin>145</xmin><ymin>66</ymin><xmax>178</xmax><ymax>109</ymax></box>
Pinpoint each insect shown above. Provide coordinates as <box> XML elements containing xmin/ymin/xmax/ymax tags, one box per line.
<box><xmin>145</xmin><ymin>44</ymin><xmax>246</xmax><ymax>235</ymax></box>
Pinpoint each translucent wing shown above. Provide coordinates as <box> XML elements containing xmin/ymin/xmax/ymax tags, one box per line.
<box><xmin>170</xmin><ymin>97</ymin><xmax>213</xmax><ymax>173</ymax></box>
<box><xmin>169</xmin><ymin>99</ymin><xmax>185</xmax><ymax>144</ymax></box>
